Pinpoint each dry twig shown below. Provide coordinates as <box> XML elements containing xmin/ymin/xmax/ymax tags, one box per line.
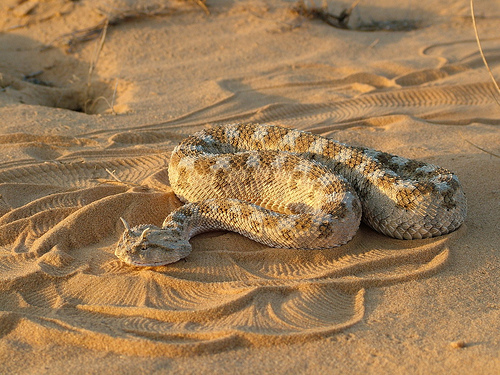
<box><xmin>470</xmin><ymin>0</ymin><xmax>500</xmax><ymax>106</ymax></box>
<box><xmin>84</xmin><ymin>18</ymin><xmax>109</xmax><ymax>113</ymax></box>
<box><xmin>460</xmin><ymin>134</ymin><xmax>500</xmax><ymax>158</ymax></box>
<box><xmin>292</xmin><ymin>0</ymin><xmax>358</xmax><ymax>29</ymax></box>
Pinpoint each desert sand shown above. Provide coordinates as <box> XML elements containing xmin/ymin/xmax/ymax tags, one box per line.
<box><xmin>0</xmin><ymin>0</ymin><xmax>499</xmax><ymax>373</ymax></box>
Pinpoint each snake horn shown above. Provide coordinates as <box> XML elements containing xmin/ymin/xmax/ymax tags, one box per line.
<box><xmin>120</xmin><ymin>217</ymin><xmax>131</xmax><ymax>232</ymax></box>
<box><xmin>140</xmin><ymin>228</ymin><xmax>150</xmax><ymax>240</ymax></box>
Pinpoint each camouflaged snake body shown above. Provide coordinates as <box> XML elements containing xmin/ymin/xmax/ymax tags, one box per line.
<box><xmin>116</xmin><ymin>123</ymin><xmax>466</xmax><ymax>266</ymax></box>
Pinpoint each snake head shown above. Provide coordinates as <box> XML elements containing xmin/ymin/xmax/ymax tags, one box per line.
<box><xmin>115</xmin><ymin>219</ymin><xmax>191</xmax><ymax>266</ymax></box>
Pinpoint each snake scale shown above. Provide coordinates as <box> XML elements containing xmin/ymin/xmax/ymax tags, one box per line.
<box><xmin>116</xmin><ymin>123</ymin><xmax>466</xmax><ymax>266</ymax></box>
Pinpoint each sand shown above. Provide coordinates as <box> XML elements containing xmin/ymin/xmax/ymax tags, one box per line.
<box><xmin>0</xmin><ymin>0</ymin><xmax>499</xmax><ymax>373</ymax></box>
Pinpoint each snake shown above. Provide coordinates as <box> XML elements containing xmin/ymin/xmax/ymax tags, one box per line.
<box><xmin>115</xmin><ymin>123</ymin><xmax>466</xmax><ymax>266</ymax></box>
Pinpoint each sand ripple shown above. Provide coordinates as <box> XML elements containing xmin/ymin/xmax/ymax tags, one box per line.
<box><xmin>0</xmin><ymin>151</ymin><xmax>453</xmax><ymax>356</ymax></box>
<box><xmin>0</xmin><ymin>66</ymin><xmax>475</xmax><ymax>356</ymax></box>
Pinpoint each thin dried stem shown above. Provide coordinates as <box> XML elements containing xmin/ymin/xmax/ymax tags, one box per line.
<box><xmin>461</xmin><ymin>134</ymin><xmax>500</xmax><ymax>158</ymax></box>
<box><xmin>85</xmin><ymin>18</ymin><xmax>109</xmax><ymax>113</ymax></box>
<box><xmin>110</xmin><ymin>79</ymin><xmax>118</xmax><ymax>114</ymax></box>
<box><xmin>470</xmin><ymin>0</ymin><xmax>500</xmax><ymax>107</ymax></box>
<box><xmin>193</xmin><ymin>0</ymin><xmax>210</xmax><ymax>15</ymax></box>
<box><xmin>105</xmin><ymin>168</ymin><xmax>122</xmax><ymax>182</ymax></box>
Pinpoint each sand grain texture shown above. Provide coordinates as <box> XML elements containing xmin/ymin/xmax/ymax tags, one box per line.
<box><xmin>0</xmin><ymin>0</ymin><xmax>499</xmax><ymax>373</ymax></box>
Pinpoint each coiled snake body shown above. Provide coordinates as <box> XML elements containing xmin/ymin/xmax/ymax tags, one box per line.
<box><xmin>116</xmin><ymin>123</ymin><xmax>466</xmax><ymax>266</ymax></box>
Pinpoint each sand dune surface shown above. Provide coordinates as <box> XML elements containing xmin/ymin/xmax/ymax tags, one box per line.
<box><xmin>0</xmin><ymin>0</ymin><xmax>499</xmax><ymax>373</ymax></box>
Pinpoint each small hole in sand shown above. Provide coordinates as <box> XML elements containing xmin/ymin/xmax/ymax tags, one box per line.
<box><xmin>8</xmin><ymin>71</ymin><xmax>119</xmax><ymax>115</ymax></box>
<box><xmin>31</xmin><ymin>73</ymin><xmax>117</xmax><ymax>115</ymax></box>
<box><xmin>0</xmin><ymin>33</ymin><xmax>123</xmax><ymax>116</ymax></box>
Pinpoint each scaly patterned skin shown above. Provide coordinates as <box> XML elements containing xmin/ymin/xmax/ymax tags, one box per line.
<box><xmin>116</xmin><ymin>123</ymin><xmax>466</xmax><ymax>266</ymax></box>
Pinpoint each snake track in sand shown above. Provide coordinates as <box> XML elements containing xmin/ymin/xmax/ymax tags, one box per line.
<box><xmin>116</xmin><ymin>123</ymin><xmax>466</xmax><ymax>266</ymax></box>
